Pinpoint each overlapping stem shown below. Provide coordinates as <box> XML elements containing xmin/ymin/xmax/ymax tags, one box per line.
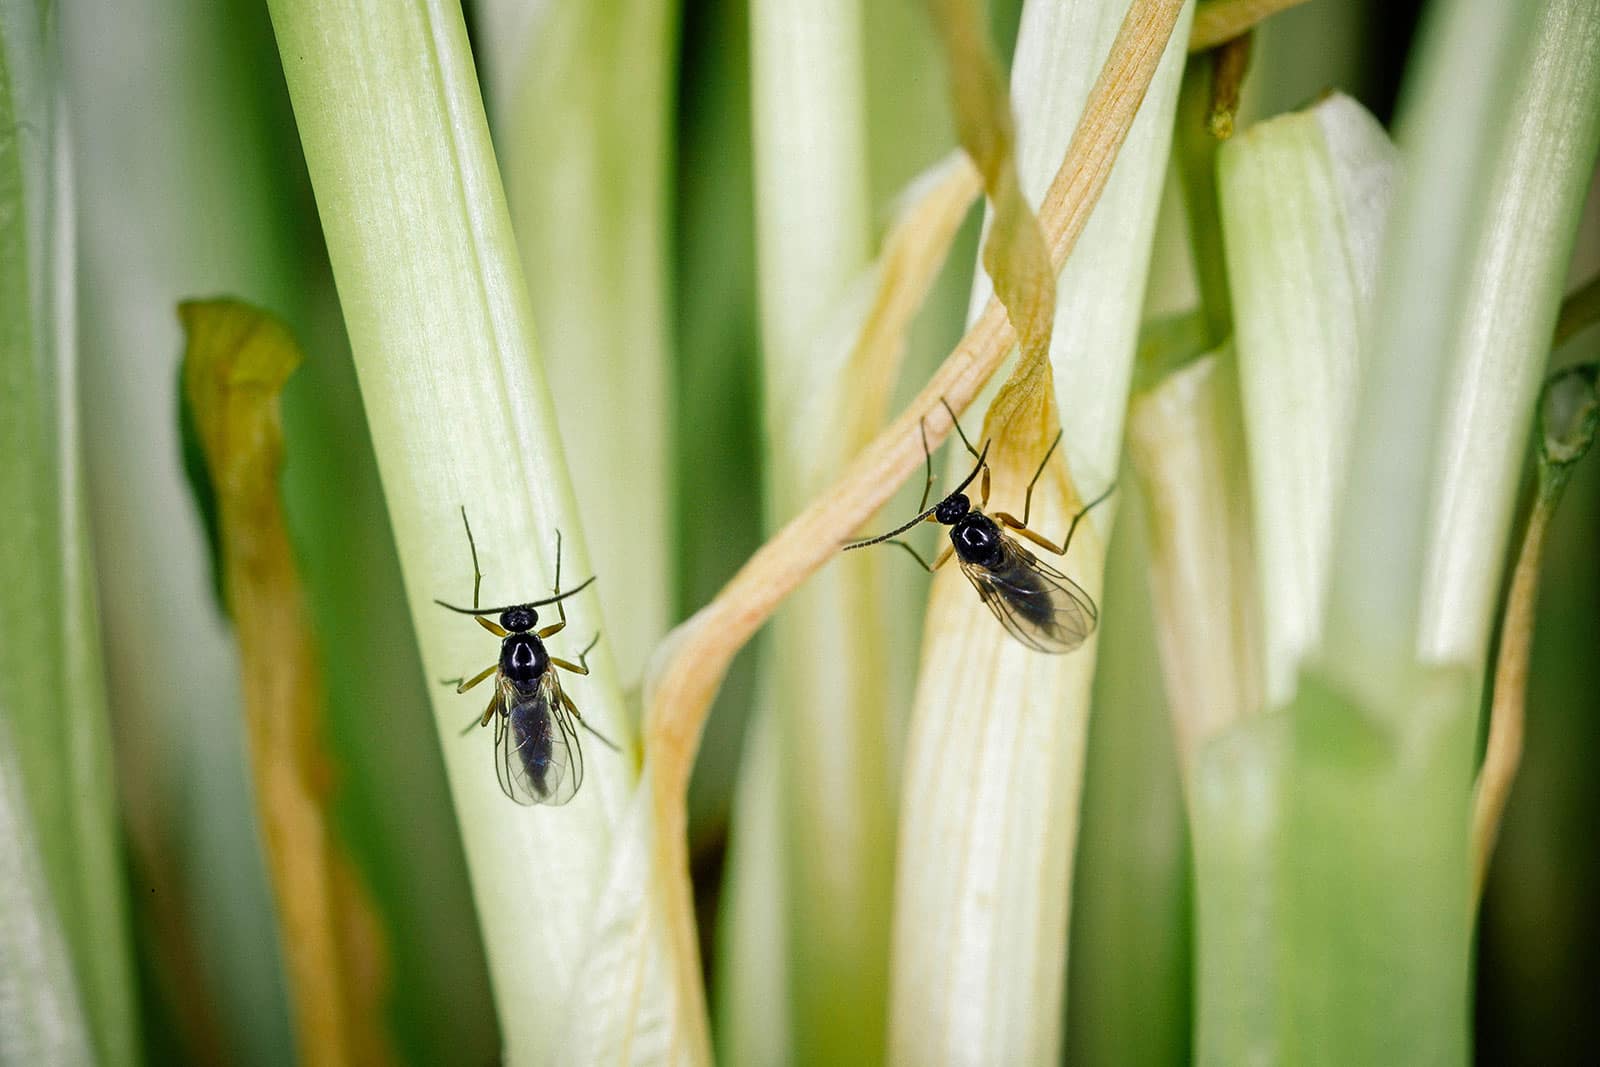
<box><xmin>641</xmin><ymin>0</ymin><xmax>1189</xmax><ymax>1036</ymax></box>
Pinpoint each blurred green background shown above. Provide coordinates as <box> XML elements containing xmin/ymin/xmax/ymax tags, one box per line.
<box><xmin>9</xmin><ymin>0</ymin><xmax>1594</xmax><ymax>1062</ymax></box>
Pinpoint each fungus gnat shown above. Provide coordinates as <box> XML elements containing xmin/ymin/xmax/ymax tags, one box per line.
<box><xmin>845</xmin><ymin>401</ymin><xmax>1114</xmax><ymax>654</ymax></box>
<box><xmin>436</xmin><ymin>509</ymin><xmax>616</xmax><ymax>805</ymax></box>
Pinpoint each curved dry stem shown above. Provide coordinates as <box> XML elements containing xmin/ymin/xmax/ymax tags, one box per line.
<box><xmin>1473</xmin><ymin>357</ymin><xmax>1600</xmax><ymax>900</ymax></box>
<box><xmin>924</xmin><ymin>0</ymin><xmax>1067</xmax><ymax>474</ymax></box>
<box><xmin>927</xmin><ymin>0</ymin><xmax>1057</xmax><ymax>385</ymax></box>
<box><xmin>840</xmin><ymin>153</ymin><xmax>984</xmax><ymax>453</ymax></box>
<box><xmin>1469</xmin><ymin>501</ymin><xmax>1546</xmax><ymax>902</ymax></box>
<box><xmin>642</xmin><ymin>0</ymin><xmax>1188</xmax><ymax>1029</ymax></box>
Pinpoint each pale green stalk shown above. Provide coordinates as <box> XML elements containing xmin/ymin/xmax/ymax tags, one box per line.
<box><xmin>726</xmin><ymin>14</ymin><xmax>972</xmax><ymax>1043</ymax></box>
<box><xmin>1127</xmin><ymin>346</ymin><xmax>1262</xmax><ymax>769</ymax></box>
<box><xmin>1159</xmin><ymin>95</ymin><xmax>1405</xmax><ymax>1062</ymax></box>
<box><xmin>1322</xmin><ymin>0</ymin><xmax>1540</xmax><ymax>696</ymax></box>
<box><xmin>1171</xmin><ymin>95</ymin><xmax>1459</xmax><ymax>1062</ymax></box>
<box><xmin>867</xmin><ymin>0</ymin><xmax>985</xmax><ymax>688</ymax></box>
<box><xmin>746</xmin><ymin>0</ymin><xmax>885</xmax><ymax>1060</ymax></box>
<box><xmin>716</xmin><ymin>155</ymin><xmax>980</xmax><ymax>1062</ymax></box>
<box><xmin>713</xmin><ymin>706</ymin><xmax>790</xmax><ymax>1067</ymax></box>
<box><xmin>265</xmin><ymin>2</ymin><xmax>685</xmax><ymax>1061</ymax></box>
<box><xmin>0</xmin><ymin>5</ymin><xmax>137</xmax><ymax>1060</ymax></box>
<box><xmin>1191</xmin><ymin>660</ymin><xmax>1477</xmax><ymax>1065</ymax></box>
<box><xmin>887</xmin><ymin>3</ymin><xmax>1193</xmax><ymax>1062</ymax></box>
<box><xmin>1186</xmin><ymin>91</ymin><xmax>1459</xmax><ymax>1064</ymax></box>
<box><xmin>670</xmin><ymin>0</ymin><xmax>765</xmax><ymax>859</ymax></box>
<box><xmin>1188</xmin><ymin>0</ymin><xmax>1594</xmax><ymax>1057</ymax></box>
<box><xmin>1140</xmin><ymin>170</ymin><xmax>1203</xmax><ymax>320</ymax></box>
<box><xmin>1417</xmin><ymin>0</ymin><xmax>1600</xmax><ymax>669</ymax></box>
<box><xmin>0</xmin><ymin>731</ymin><xmax>91</xmax><ymax>1063</ymax></box>
<box><xmin>1219</xmin><ymin>94</ymin><xmax>1397</xmax><ymax>706</ymax></box>
<box><xmin>475</xmin><ymin>0</ymin><xmax>677</xmax><ymax>678</ymax></box>
<box><xmin>751</xmin><ymin>0</ymin><xmax>872</xmax><ymax>395</ymax></box>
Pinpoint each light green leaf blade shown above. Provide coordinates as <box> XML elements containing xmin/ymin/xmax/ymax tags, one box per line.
<box><xmin>1418</xmin><ymin>0</ymin><xmax>1600</xmax><ymax>668</ymax></box>
<box><xmin>475</xmin><ymin>0</ymin><xmax>677</xmax><ymax>680</ymax></box>
<box><xmin>264</xmin><ymin>0</ymin><xmax>692</xmax><ymax>1059</ymax></box>
<box><xmin>887</xmin><ymin>2</ymin><xmax>1194</xmax><ymax>1062</ymax></box>
<box><xmin>1219</xmin><ymin>93</ymin><xmax>1397</xmax><ymax>706</ymax></box>
<box><xmin>0</xmin><ymin>4</ymin><xmax>138</xmax><ymax>1061</ymax></box>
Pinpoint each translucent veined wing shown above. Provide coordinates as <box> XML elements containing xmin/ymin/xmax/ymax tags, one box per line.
<box><xmin>493</xmin><ymin>673</ymin><xmax>585</xmax><ymax>806</ymax></box>
<box><xmin>958</xmin><ymin>534</ymin><xmax>1098</xmax><ymax>654</ymax></box>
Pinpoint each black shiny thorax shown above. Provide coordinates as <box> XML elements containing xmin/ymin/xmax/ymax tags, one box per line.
<box><xmin>500</xmin><ymin>632</ymin><xmax>550</xmax><ymax>685</ymax></box>
<box><xmin>949</xmin><ymin>511</ymin><xmax>1004</xmax><ymax>568</ymax></box>
<box><xmin>932</xmin><ymin>490</ymin><xmax>1003</xmax><ymax>568</ymax></box>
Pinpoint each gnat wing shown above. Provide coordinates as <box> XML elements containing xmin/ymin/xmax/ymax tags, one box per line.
<box><xmin>494</xmin><ymin>673</ymin><xmax>584</xmax><ymax>806</ymax></box>
<box><xmin>958</xmin><ymin>536</ymin><xmax>1098</xmax><ymax>654</ymax></box>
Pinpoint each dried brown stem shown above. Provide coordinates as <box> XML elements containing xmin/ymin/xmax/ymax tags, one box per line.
<box><xmin>840</xmin><ymin>154</ymin><xmax>983</xmax><ymax>449</ymax></box>
<box><xmin>641</xmin><ymin>0</ymin><xmax>1190</xmax><ymax>1031</ymax></box>
<box><xmin>1470</xmin><ymin>498</ymin><xmax>1549</xmax><ymax>901</ymax></box>
<box><xmin>182</xmin><ymin>300</ymin><xmax>394</xmax><ymax>1067</ymax></box>
<box><xmin>1207</xmin><ymin>31</ymin><xmax>1253</xmax><ymax>139</ymax></box>
<box><xmin>1472</xmin><ymin>334</ymin><xmax>1600</xmax><ymax>903</ymax></box>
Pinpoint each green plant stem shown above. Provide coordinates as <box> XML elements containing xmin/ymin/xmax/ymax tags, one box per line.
<box><xmin>1192</xmin><ymin>664</ymin><xmax>1476</xmax><ymax>1066</ymax></box>
<box><xmin>1191</xmin><ymin>1</ymin><xmax>1590</xmax><ymax>1059</ymax></box>
<box><xmin>1416</xmin><ymin>0</ymin><xmax>1600</xmax><ymax>670</ymax></box>
<box><xmin>1173</xmin><ymin>54</ymin><xmax>1233</xmax><ymax>347</ymax></box>
<box><xmin>476</xmin><ymin>0</ymin><xmax>678</xmax><ymax>679</ymax></box>
<box><xmin>1219</xmin><ymin>94</ymin><xmax>1397</xmax><ymax>705</ymax></box>
<box><xmin>1323</xmin><ymin>0</ymin><xmax>1541</xmax><ymax>696</ymax></box>
<box><xmin>714</xmin><ymin>704</ymin><xmax>790</xmax><ymax>1067</ymax></box>
<box><xmin>0</xmin><ymin>4</ymin><xmax>138</xmax><ymax>1060</ymax></box>
<box><xmin>264</xmin><ymin>1</ymin><xmax>683</xmax><ymax>1060</ymax></box>
<box><xmin>747</xmin><ymin>0</ymin><xmax>889</xmax><ymax>1061</ymax></box>
<box><xmin>886</xmin><ymin>3</ymin><xmax>1194</xmax><ymax>1063</ymax></box>
<box><xmin>1127</xmin><ymin>347</ymin><xmax>1263</xmax><ymax>770</ymax></box>
<box><xmin>642</xmin><ymin>6</ymin><xmax>1200</xmax><ymax>1060</ymax></box>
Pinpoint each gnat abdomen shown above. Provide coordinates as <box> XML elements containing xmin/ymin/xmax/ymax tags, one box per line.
<box><xmin>508</xmin><ymin>693</ymin><xmax>556</xmax><ymax>798</ymax></box>
<box><xmin>993</xmin><ymin>558</ymin><xmax>1056</xmax><ymax>627</ymax></box>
